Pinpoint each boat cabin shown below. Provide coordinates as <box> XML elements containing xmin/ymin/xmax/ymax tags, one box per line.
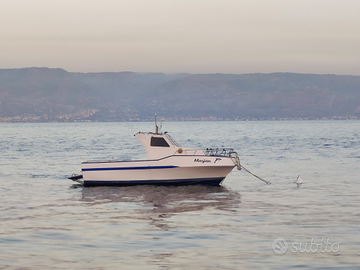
<box><xmin>135</xmin><ymin>132</ymin><xmax>204</xmax><ymax>160</ymax></box>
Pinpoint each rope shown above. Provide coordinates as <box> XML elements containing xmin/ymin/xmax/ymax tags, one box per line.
<box><xmin>229</xmin><ymin>151</ymin><xmax>241</xmax><ymax>170</ymax></box>
<box><xmin>241</xmin><ymin>165</ymin><xmax>271</xmax><ymax>185</ymax></box>
<box><xmin>229</xmin><ymin>151</ymin><xmax>271</xmax><ymax>185</ymax></box>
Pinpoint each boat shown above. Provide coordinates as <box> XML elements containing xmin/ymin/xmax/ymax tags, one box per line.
<box><xmin>69</xmin><ymin>120</ymin><xmax>241</xmax><ymax>187</ymax></box>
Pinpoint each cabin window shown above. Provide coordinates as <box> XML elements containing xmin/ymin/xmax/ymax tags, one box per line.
<box><xmin>151</xmin><ymin>137</ymin><xmax>170</xmax><ymax>147</ymax></box>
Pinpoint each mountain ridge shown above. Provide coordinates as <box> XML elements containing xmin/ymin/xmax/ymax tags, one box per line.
<box><xmin>1</xmin><ymin>67</ymin><xmax>359</xmax><ymax>122</ymax></box>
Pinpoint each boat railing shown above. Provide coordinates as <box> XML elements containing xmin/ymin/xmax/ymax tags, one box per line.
<box><xmin>165</xmin><ymin>133</ymin><xmax>180</xmax><ymax>147</ymax></box>
<box><xmin>204</xmin><ymin>148</ymin><xmax>235</xmax><ymax>157</ymax></box>
<box><xmin>179</xmin><ymin>149</ymin><xmax>203</xmax><ymax>155</ymax></box>
<box><xmin>174</xmin><ymin>147</ymin><xmax>236</xmax><ymax>156</ymax></box>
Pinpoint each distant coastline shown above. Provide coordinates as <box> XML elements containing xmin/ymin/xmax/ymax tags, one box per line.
<box><xmin>1</xmin><ymin>67</ymin><xmax>360</xmax><ymax>123</ymax></box>
<box><xmin>1</xmin><ymin>115</ymin><xmax>358</xmax><ymax>123</ymax></box>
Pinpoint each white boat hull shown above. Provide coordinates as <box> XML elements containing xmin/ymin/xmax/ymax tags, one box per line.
<box><xmin>82</xmin><ymin>155</ymin><xmax>235</xmax><ymax>186</ymax></box>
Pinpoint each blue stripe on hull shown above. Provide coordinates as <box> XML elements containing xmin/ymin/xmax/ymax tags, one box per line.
<box><xmin>82</xmin><ymin>165</ymin><xmax>178</xmax><ymax>172</ymax></box>
<box><xmin>83</xmin><ymin>177</ymin><xmax>225</xmax><ymax>187</ymax></box>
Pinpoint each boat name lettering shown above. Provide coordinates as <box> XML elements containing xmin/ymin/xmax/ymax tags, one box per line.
<box><xmin>194</xmin><ymin>158</ymin><xmax>211</xmax><ymax>163</ymax></box>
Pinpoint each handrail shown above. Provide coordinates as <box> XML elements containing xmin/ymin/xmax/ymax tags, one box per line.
<box><xmin>204</xmin><ymin>148</ymin><xmax>235</xmax><ymax>157</ymax></box>
<box><xmin>165</xmin><ymin>133</ymin><xmax>179</xmax><ymax>147</ymax></box>
<box><xmin>174</xmin><ymin>147</ymin><xmax>236</xmax><ymax>157</ymax></box>
<box><xmin>173</xmin><ymin>147</ymin><xmax>235</xmax><ymax>157</ymax></box>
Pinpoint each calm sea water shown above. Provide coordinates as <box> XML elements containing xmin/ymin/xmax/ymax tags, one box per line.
<box><xmin>0</xmin><ymin>121</ymin><xmax>359</xmax><ymax>269</ymax></box>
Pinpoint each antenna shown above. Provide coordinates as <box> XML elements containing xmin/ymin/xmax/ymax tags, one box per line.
<box><xmin>155</xmin><ymin>113</ymin><xmax>158</xmax><ymax>134</ymax></box>
<box><xmin>154</xmin><ymin>113</ymin><xmax>162</xmax><ymax>134</ymax></box>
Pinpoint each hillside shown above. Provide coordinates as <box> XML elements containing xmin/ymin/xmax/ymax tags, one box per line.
<box><xmin>1</xmin><ymin>68</ymin><xmax>360</xmax><ymax>122</ymax></box>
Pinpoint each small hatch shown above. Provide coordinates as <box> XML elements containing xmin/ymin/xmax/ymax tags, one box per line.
<box><xmin>151</xmin><ymin>137</ymin><xmax>170</xmax><ymax>147</ymax></box>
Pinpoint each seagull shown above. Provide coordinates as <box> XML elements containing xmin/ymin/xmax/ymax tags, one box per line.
<box><xmin>295</xmin><ymin>175</ymin><xmax>303</xmax><ymax>187</ymax></box>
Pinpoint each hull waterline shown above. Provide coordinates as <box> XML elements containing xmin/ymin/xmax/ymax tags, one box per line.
<box><xmin>83</xmin><ymin>177</ymin><xmax>225</xmax><ymax>187</ymax></box>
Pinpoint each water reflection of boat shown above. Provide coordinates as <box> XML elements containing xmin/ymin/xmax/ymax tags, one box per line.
<box><xmin>79</xmin><ymin>185</ymin><xmax>241</xmax><ymax>214</ymax></box>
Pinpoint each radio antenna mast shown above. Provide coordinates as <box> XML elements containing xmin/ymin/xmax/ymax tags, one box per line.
<box><xmin>155</xmin><ymin>114</ymin><xmax>158</xmax><ymax>134</ymax></box>
<box><xmin>154</xmin><ymin>113</ymin><xmax>162</xmax><ymax>134</ymax></box>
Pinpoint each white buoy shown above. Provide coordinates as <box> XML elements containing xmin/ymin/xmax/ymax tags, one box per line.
<box><xmin>295</xmin><ymin>175</ymin><xmax>303</xmax><ymax>187</ymax></box>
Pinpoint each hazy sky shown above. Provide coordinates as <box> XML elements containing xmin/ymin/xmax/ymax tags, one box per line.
<box><xmin>1</xmin><ymin>0</ymin><xmax>360</xmax><ymax>75</ymax></box>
